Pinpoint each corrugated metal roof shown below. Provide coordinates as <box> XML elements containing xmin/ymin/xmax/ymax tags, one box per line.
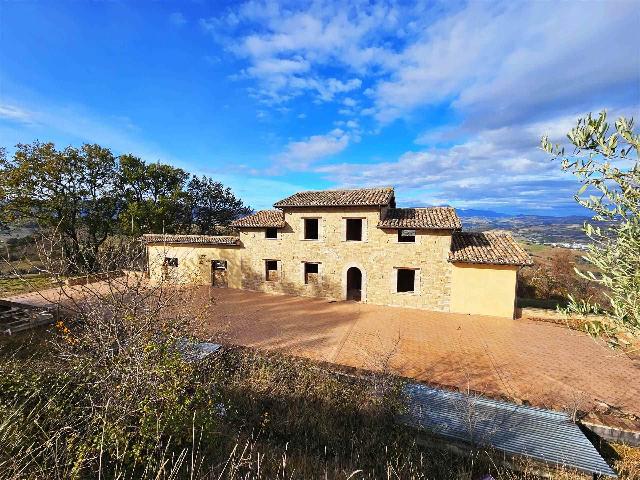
<box><xmin>400</xmin><ymin>384</ymin><xmax>616</xmax><ymax>477</ymax></box>
<box><xmin>177</xmin><ymin>339</ymin><xmax>222</xmax><ymax>362</ymax></box>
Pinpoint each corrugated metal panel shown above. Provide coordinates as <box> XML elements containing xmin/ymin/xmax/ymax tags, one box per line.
<box><xmin>400</xmin><ymin>384</ymin><xmax>616</xmax><ymax>477</ymax></box>
<box><xmin>178</xmin><ymin>340</ymin><xmax>222</xmax><ymax>362</ymax></box>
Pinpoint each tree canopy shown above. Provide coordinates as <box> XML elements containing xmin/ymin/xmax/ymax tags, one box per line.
<box><xmin>542</xmin><ymin>111</ymin><xmax>639</xmax><ymax>341</ymax></box>
<box><xmin>0</xmin><ymin>141</ymin><xmax>252</xmax><ymax>271</ymax></box>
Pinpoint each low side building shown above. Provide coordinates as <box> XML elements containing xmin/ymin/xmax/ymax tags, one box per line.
<box><xmin>144</xmin><ymin>187</ymin><xmax>532</xmax><ymax>318</ymax></box>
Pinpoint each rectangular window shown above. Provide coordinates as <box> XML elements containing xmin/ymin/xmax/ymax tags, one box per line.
<box><xmin>163</xmin><ymin>257</ymin><xmax>178</xmax><ymax>267</ymax></box>
<box><xmin>265</xmin><ymin>260</ymin><xmax>279</xmax><ymax>281</ymax></box>
<box><xmin>398</xmin><ymin>229</ymin><xmax>416</xmax><ymax>243</ymax></box>
<box><xmin>265</xmin><ymin>227</ymin><xmax>278</xmax><ymax>239</ymax></box>
<box><xmin>346</xmin><ymin>218</ymin><xmax>363</xmax><ymax>241</ymax></box>
<box><xmin>304</xmin><ymin>262</ymin><xmax>319</xmax><ymax>284</ymax></box>
<box><xmin>304</xmin><ymin>218</ymin><xmax>319</xmax><ymax>240</ymax></box>
<box><xmin>212</xmin><ymin>260</ymin><xmax>227</xmax><ymax>270</ymax></box>
<box><xmin>397</xmin><ymin>268</ymin><xmax>416</xmax><ymax>293</ymax></box>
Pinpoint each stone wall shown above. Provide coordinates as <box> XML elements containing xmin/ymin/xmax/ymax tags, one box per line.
<box><xmin>239</xmin><ymin>206</ymin><xmax>453</xmax><ymax>311</ymax></box>
<box><xmin>147</xmin><ymin>243</ymin><xmax>242</xmax><ymax>288</ymax></box>
<box><xmin>145</xmin><ymin>209</ymin><xmax>522</xmax><ymax>316</ymax></box>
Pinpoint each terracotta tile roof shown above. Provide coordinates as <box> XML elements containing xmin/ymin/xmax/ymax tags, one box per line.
<box><xmin>230</xmin><ymin>210</ymin><xmax>285</xmax><ymax>228</ymax></box>
<box><xmin>449</xmin><ymin>232</ymin><xmax>533</xmax><ymax>266</ymax></box>
<box><xmin>274</xmin><ymin>187</ymin><xmax>394</xmax><ymax>208</ymax></box>
<box><xmin>141</xmin><ymin>234</ymin><xmax>240</xmax><ymax>246</ymax></box>
<box><xmin>378</xmin><ymin>207</ymin><xmax>462</xmax><ymax>230</ymax></box>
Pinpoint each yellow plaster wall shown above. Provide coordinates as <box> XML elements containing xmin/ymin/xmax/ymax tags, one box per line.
<box><xmin>147</xmin><ymin>243</ymin><xmax>242</xmax><ymax>288</ymax></box>
<box><xmin>449</xmin><ymin>263</ymin><xmax>518</xmax><ymax>318</ymax></box>
<box><xmin>239</xmin><ymin>207</ymin><xmax>453</xmax><ymax>311</ymax></box>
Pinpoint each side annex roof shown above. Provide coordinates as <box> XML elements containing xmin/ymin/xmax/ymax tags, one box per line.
<box><xmin>449</xmin><ymin>232</ymin><xmax>533</xmax><ymax>266</ymax></box>
<box><xmin>230</xmin><ymin>210</ymin><xmax>285</xmax><ymax>228</ymax></box>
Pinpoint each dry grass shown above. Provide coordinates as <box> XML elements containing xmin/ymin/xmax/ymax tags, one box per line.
<box><xmin>0</xmin><ymin>331</ymin><xmax>631</xmax><ymax>480</ymax></box>
<box><xmin>0</xmin><ymin>274</ymin><xmax>55</xmax><ymax>297</ymax></box>
<box><xmin>612</xmin><ymin>443</ymin><xmax>640</xmax><ymax>479</ymax></box>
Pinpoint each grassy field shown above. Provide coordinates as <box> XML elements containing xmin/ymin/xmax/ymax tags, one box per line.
<box><xmin>0</xmin><ymin>274</ymin><xmax>55</xmax><ymax>297</ymax></box>
<box><xmin>520</xmin><ymin>241</ymin><xmax>550</xmax><ymax>255</ymax></box>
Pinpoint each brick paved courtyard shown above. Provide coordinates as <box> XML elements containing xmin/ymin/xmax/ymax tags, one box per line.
<box><xmin>197</xmin><ymin>287</ymin><xmax>640</xmax><ymax>423</ymax></box>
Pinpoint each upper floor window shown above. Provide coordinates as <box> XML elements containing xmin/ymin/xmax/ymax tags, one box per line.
<box><xmin>398</xmin><ymin>229</ymin><xmax>415</xmax><ymax>243</ymax></box>
<box><xmin>346</xmin><ymin>218</ymin><xmax>363</xmax><ymax>241</ymax></box>
<box><xmin>265</xmin><ymin>227</ymin><xmax>278</xmax><ymax>239</ymax></box>
<box><xmin>304</xmin><ymin>218</ymin><xmax>319</xmax><ymax>240</ymax></box>
<box><xmin>163</xmin><ymin>257</ymin><xmax>178</xmax><ymax>267</ymax></box>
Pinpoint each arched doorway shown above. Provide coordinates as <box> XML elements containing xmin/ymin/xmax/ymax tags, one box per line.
<box><xmin>346</xmin><ymin>267</ymin><xmax>362</xmax><ymax>301</ymax></box>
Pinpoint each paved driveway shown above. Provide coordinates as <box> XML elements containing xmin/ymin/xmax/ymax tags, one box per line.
<box><xmin>197</xmin><ymin>287</ymin><xmax>640</xmax><ymax>424</ymax></box>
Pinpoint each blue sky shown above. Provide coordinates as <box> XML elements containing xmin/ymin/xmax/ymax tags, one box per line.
<box><xmin>1</xmin><ymin>0</ymin><xmax>638</xmax><ymax>215</ymax></box>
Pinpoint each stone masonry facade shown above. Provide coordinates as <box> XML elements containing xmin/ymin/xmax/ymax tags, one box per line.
<box><xmin>144</xmin><ymin>187</ymin><xmax>532</xmax><ymax>317</ymax></box>
<box><xmin>239</xmin><ymin>206</ymin><xmax>453</xmax><ymax>311</ymax></box>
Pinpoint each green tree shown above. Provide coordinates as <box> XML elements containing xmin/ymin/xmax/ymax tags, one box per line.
<box><xmin>0</xmin><ymin>142</ymin><xmax>121</xmax><ymax>272</ymax></box>
<box><xmin>187</xmin><ymin>176</ymin><xmax>252</xmax><ymax>234</ymax></box>
<box><xmin>1</xmin><ymin>142</ymin><xmax>252</xmax><ymax>271</ymax></box>
<box><xmin>118</xmin><ymin>154</ymin><xmax>191</xmax><ymax>236</ymax></box>
<box><xmin>542</xmin><ymin>111</ymin><xmax>640</xmax><ymax>339</ymax></box>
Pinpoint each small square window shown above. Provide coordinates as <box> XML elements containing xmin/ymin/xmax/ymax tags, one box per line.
<box><xmin>397</xmin><ymin>269</ymin><xmax>416</xmax><ymax>293</ymax></box>
<box><xmin>304</xmin><ymin>218</ymin><xmax>319</xmax><ymax>240</ymax></box>
<box><xmin>398</xmin><ymin>229</ymin><xmax>416</xmax><ymax>243</ymax></box>
<box><xmin>212</xmin><ymin>260</ymin><xmax>227</xmax><ymax>270</ymax></box>
<box><xmin>304</xmin><ymin>262</ymin><xmax>319</xmax><ymax>284</ymax></box>
<box><xmin>265</xmin><ymin>260</ymin><xmax>279</xmax><ymax>281</ymax></box>
<box><xmin>265</xmin><ymin>227</ymin><xmax>278</xmax><ymax>239</ymax></box>
<box><xmin>346</xmin><ymin>218</ymin><xmax>363</xmax><ymax>241</ymax></box>
<box><xmin>163</xmin><ymin>257</ymin><xmax>178</xmax><ymax>267</ymax></box>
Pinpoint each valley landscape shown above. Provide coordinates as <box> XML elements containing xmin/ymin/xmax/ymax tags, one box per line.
<box><xmin>458</xmin><ymin>210</ymin><xmax>597</xmax><ymax>248</ymax></box>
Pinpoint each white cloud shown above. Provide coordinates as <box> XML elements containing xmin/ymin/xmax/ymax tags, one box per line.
<box><xmin>159</xmin><ymin>1</ymin><xmax>640</xmax><ymax>213</ymax></box>
<box><xmin>315</xmin><ymin>78</ymin><xmax>361</xmax><ymax>101</ymax></box>
<box><xmin>342</xmin><ymin>97</ymin><xmax>357</xmax><ymax>107</ymax></box>
<box><xmin>246</xmin><ymin>57</ymin><xmax>310</xmax><ymax>76</ymax></box>
<box><xmin>274</xmin><ymin>128</ymin><xmax>349</xmax><ymax>171</ymax></box>
<box><xmin>206</xmin><ymin>0</ymin><xmax>638</xmax><ymax>133</ymax></box>
<box><xmin>371</xmin><ymin>1</ymin><xmax>640</xmax><ymax>126</ymax></box>
<box><xmin>0</xmin><ymin>98</ymin><xmax>175</xmax><ymax>167</ymax></box>
<box><xmin>0</xmin><ymin>104</ymin><xmax>35</xmax><ymax>124</ymax></box>
<box><xmin>201</xmin><ymin>1</ymin><xmax>400</xmax><ymax>104</ymax></box>
<box><xmin>311</xmin><ymin>109</ymin><xmax>603</xmax><ymax>211</ymax></box>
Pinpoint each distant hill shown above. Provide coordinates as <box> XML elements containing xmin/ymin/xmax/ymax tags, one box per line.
<box><xmin>457</xmin><ymin>211</ymin><xmax>596</xmax><ymax>247</ymax></box>
<box><xmin>457</xmin><ymin>209</ymin><xmax>510</xmax><ymax>218</ymax></box>
<box><xmin>0</xmin><ymin>223</ymin><xmax>37</xmax><ymax>242</ymax></box>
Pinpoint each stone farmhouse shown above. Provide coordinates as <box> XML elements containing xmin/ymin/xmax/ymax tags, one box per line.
<box><xmin>144</xmin><ymin>187</ymin><xmax>532</xmax><ymax>318</ymax></box>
